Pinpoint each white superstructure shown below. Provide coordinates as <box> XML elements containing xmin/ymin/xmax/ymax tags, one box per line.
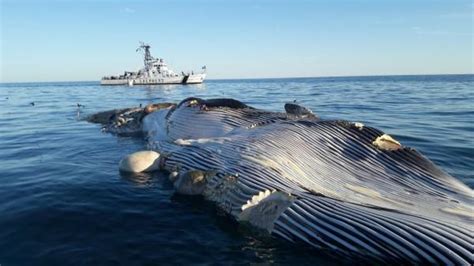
<box><xmin>101</xmin><ymin>42</ymin><xmax>206</xmax><ymax>85</ymax></box>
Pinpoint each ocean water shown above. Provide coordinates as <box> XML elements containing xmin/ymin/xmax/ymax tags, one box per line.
<box><xmin>0</xmin><ymin>75</ymin><xmax>472</xmax><ymax>265</ymax></box>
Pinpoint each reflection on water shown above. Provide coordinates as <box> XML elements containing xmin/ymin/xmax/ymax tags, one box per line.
<box><xmin>141</xmin><ymin>83</ymin><xmax>207</xmax><ymax>100</ymax></box>
<box><xmin>119</xmin><ymin>171</ymin><xmax>155</xmax><ymax>187</ymax></box>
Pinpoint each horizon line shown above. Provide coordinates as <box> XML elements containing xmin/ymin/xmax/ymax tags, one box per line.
<box><xmin>1</xmin><ymin>73</ymin><xmax>473</xmax><ymax>84</ymax></box>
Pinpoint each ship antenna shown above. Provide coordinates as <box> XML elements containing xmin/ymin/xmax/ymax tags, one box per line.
<box><xmin>136</xmin><ymin>41</ymin><xmax>154</xmax><ymax>67</ymax></box>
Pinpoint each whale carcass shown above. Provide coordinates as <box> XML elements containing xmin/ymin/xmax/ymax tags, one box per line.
<box><xmin>89</xmin><ymin>97</ymin><xmax>473</xmax><ymax>264</ymax></box>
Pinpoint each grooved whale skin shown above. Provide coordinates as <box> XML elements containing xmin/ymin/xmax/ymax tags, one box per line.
<box><xmin>97</xmin><ymin>98</ymin><xmax>474</xmax><ymax>264</ymax></box>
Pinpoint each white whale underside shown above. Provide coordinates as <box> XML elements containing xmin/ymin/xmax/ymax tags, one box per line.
<box><xmin>101</xmin><ymin>98</ymin><xmax>473</xmax><ymax>264</ymax></box>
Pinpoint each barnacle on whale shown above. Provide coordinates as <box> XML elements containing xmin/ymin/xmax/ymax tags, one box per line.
<box><xmin>354</xmin><ymin>122</ymin><xmax>364</xmax><ymax>130</ymax></box>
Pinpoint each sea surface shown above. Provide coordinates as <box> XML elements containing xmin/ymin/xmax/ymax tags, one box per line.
<box><xmin>0</xmin><ymin>75</ymin><xmax>473</xmax><ymax>265</ymax></box>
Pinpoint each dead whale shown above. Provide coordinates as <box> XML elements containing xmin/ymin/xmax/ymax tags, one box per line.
<box><xmin>89</xmin><ymin>97</ymin><xmax>473</xmax><ymax>265</ymax></box>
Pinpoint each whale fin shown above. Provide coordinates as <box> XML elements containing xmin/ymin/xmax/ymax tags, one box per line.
<box><xmin>284</xmin><ymin>102</ymin><xmax>318</xmax><ymax>119</ymax></box>
<box><xmin>239</xmin><ymin>190</ymin><xmax>296</xmax><ymax>232</ymax></box>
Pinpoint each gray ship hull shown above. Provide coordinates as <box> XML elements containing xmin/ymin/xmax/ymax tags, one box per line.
<box><xmin>101</xmin><ymin>73</ymin><xmax>206</xmax><ymax>86</ymax></box>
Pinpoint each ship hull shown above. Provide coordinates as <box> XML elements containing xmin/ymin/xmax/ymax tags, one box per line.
<box><xmin>101</xmin><ymin>74</ymin><xmax>205</xmax><ymax>86</ymax></box>
<box><xmin>185</xmin><ymin>73</ymin><xmax>206</xmax><ymax>84</ymax></box>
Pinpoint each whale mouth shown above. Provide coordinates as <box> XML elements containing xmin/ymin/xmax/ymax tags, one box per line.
<box><xmin>90</xmin><ymin>97</ymin><xmax>473</xmax><ymax>264</ymax></box>
<box><xmin>86</xmin><ymin>103</ymin><xmax>175</xmax><ymax>137</ymax></box>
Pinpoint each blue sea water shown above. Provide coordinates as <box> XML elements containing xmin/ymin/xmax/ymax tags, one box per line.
<box><xmin>0</xmin><ymin>75</ymin><xmax>472</xmax><ymax>265</ymax></box>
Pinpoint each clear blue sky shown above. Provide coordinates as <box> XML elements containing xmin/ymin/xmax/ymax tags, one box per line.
<box><xmin>1</xmin><ymin>0</ymin><xmax>472</xmax><ymax>82</ymax></box>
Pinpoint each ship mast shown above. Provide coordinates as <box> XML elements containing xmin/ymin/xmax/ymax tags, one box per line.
<box><xmin>136</xmin><ymin>42</ymin><xmax>155</xmax><ymax>69</ymax></box>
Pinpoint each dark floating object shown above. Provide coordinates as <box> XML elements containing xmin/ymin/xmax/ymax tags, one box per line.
<box><xmin>89</xmin><ymin>97</ymin><xmax>473</xmax><ymax>265</ymax></box>
<box><xmin>30</xmin><ymin>102</ymin><xmax>35</xmax><ymax>106</ymax></box>
<box><xmin>77</xmin><ymin>103</ymin><xmax>85</xmax><ymax>108</ymax></box>
<box><xmin>284</xmin><ymin>102</ymin><xmax>318</xmax><ymax>119</ymax></box>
